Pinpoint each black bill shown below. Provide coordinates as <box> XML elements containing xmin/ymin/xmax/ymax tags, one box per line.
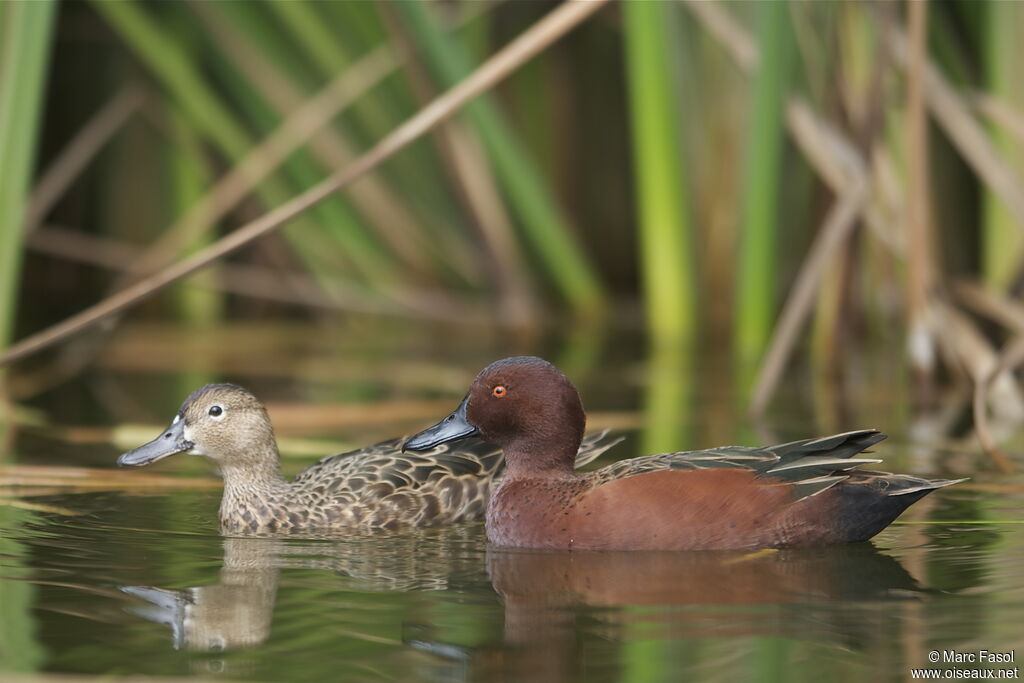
<box><xmin>403</xmin><ymin>396</ymin><xmax>478</xmax><ymax>451</ymax></box>
<box><xmin>118</xmin><ymin>416</ymin><xmax>194</xmax><ymax>467</ymax></box>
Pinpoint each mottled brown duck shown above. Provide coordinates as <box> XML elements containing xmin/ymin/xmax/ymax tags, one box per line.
<box><xmin>118</xmin><ymin>383</ymin><xmax>619</xmax><ymax>535</ymax></box>
<box><xmin>404</xmin><ymin>356</ymin><xmax>966</xmax><ymax>551</ymax></box>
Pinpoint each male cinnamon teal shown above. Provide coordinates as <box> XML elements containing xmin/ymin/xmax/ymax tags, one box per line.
<box><xmin>404</xmin><ymin>356</ymin><xmax>966</xmax><ymax>551</ymax></box>
<box><xmin>117</xmin><ymin>383</ymin><xmax>619</xmax><ymax>535</ymax></box>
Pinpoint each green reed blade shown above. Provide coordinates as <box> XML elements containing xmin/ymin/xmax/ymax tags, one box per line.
<box><xmin>623</xmin><ymin>0</ymin><xmax>694</xmax><ymax>345</ymax></box>
<box><xmin>393</xmin><ymin>1</ymin><xmax>606</xmax><ymax>318</ymax></box>
<box><xmin>90</xmin><ymin>1</ymin><xmax>248</xmax><ymax>158</ymax></box>
<box><xmin>264</xmin><ymin>0</ymin><xmax>459</xmax><ymax>243</ymax></box>
<box><xmin>200</xmin><ymin>0</ymin><xmax>454</xmax><ymax>286</ymax></box>
<box><xmin>197</xmin><ymin>2</ymin><xmax>391</xmax><ymax>277</ymax></box>
<box><xmin>983</xmin><ymin>1</ymin><xmax>1024</xmax><ymax>289</ymax></box>
<box><xmin>735</xmin><ymin>1</ymin><xmax>793</xmax><ymax>370</ymax></box>
<box><xmin>0</xmin><ymin>0</ymin><xmax>57</xmax><ymax>349</ymax></box>
<box><xmin>91</xmin><ymin>0</ymin><xmax>397</xmax><ymax>291</ymax></box>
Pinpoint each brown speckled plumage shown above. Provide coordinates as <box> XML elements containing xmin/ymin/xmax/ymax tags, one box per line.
<box><xmin>117</xmin><ymin>383</ymin><xmax>619</xmax><ymax>536</ymax></box>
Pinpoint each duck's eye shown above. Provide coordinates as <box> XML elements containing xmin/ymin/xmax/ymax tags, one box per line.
<box><xmin>492</xmin><ymin>385</ymin><xmax>507</xmax><ymax>398</ymax></box>
<box><xmin>208</xmin><ymin>405</ymin><xmax>224</xmax><ymax>417</ymax></box>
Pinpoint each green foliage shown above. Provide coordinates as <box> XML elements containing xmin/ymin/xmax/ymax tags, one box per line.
<box><xmin>394</xmin><ymin>1</ymin><xmax>606</xmax><ymax>317</ymax></box>
<box><xmin>735</xmin><ymin>2</ymin><xmax>793</xmax><ymax>370</ymax></box>
<box><xmin>623</xmin><ymin>0</ymin><xmax>695</xmax><ymax>347</ymax></box>
<box><xmin>983</xmin><ymin>1</ymin><xmax>1024</xmax><ymax>289</ymax></box>
<box><xmin>2</xmin><ymin>0</ymin><xmax>1022</xmax><ymax>391</ymax></box>
<box><xmin>0</xmin><ymin>0</ymin><xmax>57</xmax><ymax>347</ymax></box>
<box><xmin>92</xmin><ymin>0</ymin><xmax>397</xmax><ymax>291</ymax></box>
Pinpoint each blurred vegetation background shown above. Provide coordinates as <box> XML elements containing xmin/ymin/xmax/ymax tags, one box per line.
<box><xmin>2</xmin><ymin>0</ymin><xmax>1024</xmax><ymax>459</ymax></box>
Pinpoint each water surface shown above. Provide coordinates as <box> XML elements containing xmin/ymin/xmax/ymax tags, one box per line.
<box><xmin>2</xmin><ymin>322</ymin><xmax>1021</xmax><ymax>681</ymax></box>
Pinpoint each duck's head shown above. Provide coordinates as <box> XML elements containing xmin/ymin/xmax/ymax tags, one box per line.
<box><xmin>118</xmin><ymin>384</ymin><xmax>277</xmax><ymax>470</ymax></box>
<box><xmin>404</xmin><ymin>356</ymin><xmax>585</xmax><ymax>456</ymax></box>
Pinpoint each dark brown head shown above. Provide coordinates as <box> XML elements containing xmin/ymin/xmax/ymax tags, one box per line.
<box><xmin>405</xmin><ymin>357</ymin><xmax>586</xmax><ymax>469</ymax></box>
<box><xmin>117</xmin><ymin>384</ymin><xmax>279</xmax><ymax>474</ymax></box>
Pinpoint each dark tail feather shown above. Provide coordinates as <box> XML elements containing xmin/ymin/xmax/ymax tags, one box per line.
<box><xmin>833</xmin><ymin>473</ymin><xmax>966</xmax><ymax>542</ymax></box>
<box><xmin>772</xmin><ymin>429</ymin><xmax>887</xmax><ymax>464</ymax></box>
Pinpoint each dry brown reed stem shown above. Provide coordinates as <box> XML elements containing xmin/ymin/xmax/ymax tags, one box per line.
<box><xmin>378</xmin><ymin>5</ymin><xmax>534</xmax><ymax>322</ymax></box>
<box><xmin>954</xmin><ymin>280</ymin><xmax>1024</xmax><ymax>333</ymax></box>
<box><xmin>122</xmin><ymin>43</ymin><xmax>400</xmax><ymax>279</ymax></box>
<box><xmin>749</xmin><ymin>185</ymin><xmax>868</xmax><ymax>415</ymax></box>
<box><xmin>888</xmin><ymin>17</ymin><xmax>1024</xmax><ymax>292</ymax></box>
<box><xmin>974</xmin><ymin>94</ymin><xmax>1024</xmax><ymax>146</ymax></box>
<box><xmin>687</xmin><ymin>0</ymin><xmax>901</xmax><ymax>253</ymax></box>
<box><xmin>682</xmin><ymin>0</ymin><xmax>757</xmax><ymax>73</ymax></box>
<box><xmin>0</xmin><ymin>0</ymin><xmax>610</xmax><ymax>367</ymax></box>
<box><xmin>932</xmin><ymin>298</ymin><xmax>1022</xmax><ymax>470</ymax></box>
<box><xmin>747</xmin><ymin>99</ymin><xmax>871</xmax><ymax>415</ymax></box>
<box><xmin>905</xmin><ymin>0</ymin><xmax>935</xmax><ymax>379</ymax></box>
<box><xmin>691</xmin><ymin>0</ymin><xmax>1023</xmax><ymax>451</ymax></box>
<box><xmin>972</xmin><ymin>334</ymin><xmax>1024</xmax><ymax>473</ymax></box>
<box><xmin>23</xmin><ymin>84</ymin><xmax>146</xmax><ymax>233</ymax></box>
<box><xmin>683</xmin><ymin>0</ymin><xmax>877</xmax><ymax>413</ymax></box>
<box><xmin>27</xmin><ymin>225</ymin><xmax>491</xmax><ymax>323</ymax></box>
<box><xmin>0</xmin><ymin>464</ymin><xmax>221</xmax><ymax>490</ymax></box>
<box><xmin>431</xmin><ymin>118</ymin><xmax>537</xmax><ymax>326</ymax></box>
<box><xmin>954</xmin><ymin>281</ymin><xmax>1024</xmax><ymax>471</ymax></box>
<box><xmin>188</xmin><ymin>1</ymin><xmax>446</xmax><ymax>278</ymax></box>
<box><xmin>886</xmin><ymin>23</ymin><xmax>1024</xmax><ymax>232</ymax></box>
<box><xmin>865</xmin><ymin>147</ymin><xmax>909</xmax><ymax>254</ymax></box>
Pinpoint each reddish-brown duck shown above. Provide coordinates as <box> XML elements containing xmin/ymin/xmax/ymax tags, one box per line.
<box><xmin>404</xmin><ymin>356</ymin><xmax>965</xmax><ymax>551</ymax></box>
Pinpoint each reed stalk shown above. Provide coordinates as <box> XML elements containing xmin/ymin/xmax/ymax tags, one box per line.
<box><xmin>623</xmin><ymin>0</ymin><xmax>694</xmax><ymax>346</ymax></box>
<box><xmin>0</xmin><ymin>0</ymin><xmax>611</xmax><ymax>367</ymax></box>
<box><xmin>394</xmin><ymin>1</ymin><xmax>606</xmax><ymax>318</ymax></box>
<box><xmin>325</xmin><ymin>1</ymin><xmax>460</xmax><ymax>212</ymax></box>
<box><xmin>735</xmin><ymin>1</ymin><xmax>792</xmax><ymax>371</ymax></box>
<box><xmin>983</xmin><ymin>1</ymin><xmax>1024</xmax><ymax>290</ymax></box>
<box><xmin>294</xmin><ymin>1</ymin><xmax>505</xmax><ymax>252</ymax></box>
<box><xmin>0</xmin><ymin>0</ymin><xmax>57</xmax><ymax>349</ymax></box>
<box><xmin>194</xmin><ymin>0</ymin><xmax>445</xmax><ymax>284</ymax></box>
<box><xmin>199</xmin><ymin>20</ymin><xmax>388</xmax><ymax>281</ymax></box>
<box><xmin>91</xmin><ymin>0</ymin><xmax>396</xmax><ymax>291</ymax></box>
<box><xmin>168</xmin><ymin>109</ymin><xmax>222</xmax><ymax>327</ymax></box>
<box><xmin>642</xmin><ymin>341</ymin><xmax>692</xmax><ymax>456</ymax></box>
<box><xmin>905</xmin><ymin>0</ymin><xmax>935</xmax><ymax>384</ymax></box>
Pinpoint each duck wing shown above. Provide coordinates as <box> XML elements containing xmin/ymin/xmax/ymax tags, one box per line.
<box><xmin>590</xmin><ymin>429</ymin><xmax>896</xmax><ymax>499</ymax></box>
<box><xmin>570</xmin><ymin>430</ymin><xmax>625</xmax><ymax>469</ymax></box>
<box><xmin>291</xmin><ymin>430</ymin><xmax>622</xmax><ymax>527</ymax></box>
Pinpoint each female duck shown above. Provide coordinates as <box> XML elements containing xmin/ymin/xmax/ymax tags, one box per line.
<box><xmin>404</xmin><ymin>357</ymin><xmax>965</xmax><ymax>551</ymax></box>
<box><xmin>118</xmin><ymin>383</ymin><xmax>617</xmax><ymax>535</ymax></box>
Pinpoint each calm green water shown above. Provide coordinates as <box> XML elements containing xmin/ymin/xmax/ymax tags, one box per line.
<box><xmin>2</xmin><ymin>323</ymin><xmax>1022</xmax><ymax>681</ymax></box>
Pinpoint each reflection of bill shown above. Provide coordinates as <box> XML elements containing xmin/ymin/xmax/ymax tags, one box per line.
<box><xmin>122</xmin><ymin>584</ymin><xmax>272</xmax><ymax>652</ymax></box>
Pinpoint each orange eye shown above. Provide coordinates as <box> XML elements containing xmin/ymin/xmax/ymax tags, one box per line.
<box><xmin>492</xmin><ymin>385</ymin><xmax>507</xmax><ymax>398</ymax></box>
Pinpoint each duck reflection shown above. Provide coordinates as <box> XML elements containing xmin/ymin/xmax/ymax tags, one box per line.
<box><xmin>121</xmin><ymin>530</ymin><xmax>927</xmax><ymax>674</ymax></box>
<box><xmin>122</xmin><ymin>538</ymin><xmax>278</xmax><ymax>651</ymax></box>
<box><xmin>414</xmin><ymin>544</ymin><xmax>926</xmax><ymax>682</ymax></box>
<box><xmin>487</xmin><ymin>543</ymin><xmax>921</xmax><ymax>610</ymax></box>
<box><xmin>122</xmin><ymin>527</ymin><xmax>486</xmax><ymax>652</ymax></box>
